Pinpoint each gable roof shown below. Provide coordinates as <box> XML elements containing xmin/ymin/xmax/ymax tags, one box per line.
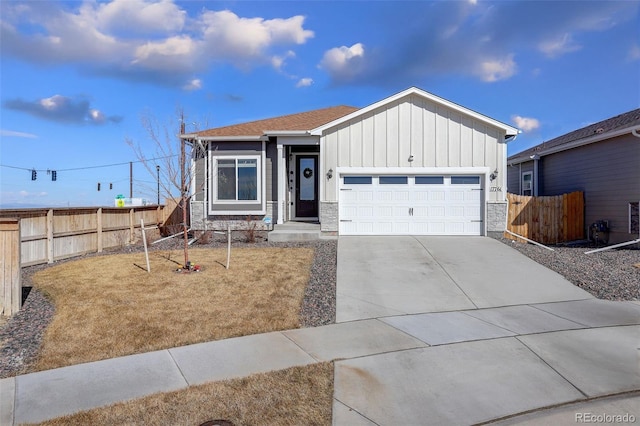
<box><xmin>509</xmin><ymin>108</ymin><xmax>640</xmax><ymax>163</ymax></box>
<box><xmin>311</xmin><ymin>86</ymin><xmax>520</xmax><ymax>138</ymax></box>
<box><xmin>189</xmin><ymin>105</ymin><xmax>358</xmax><ymax>139</ymax></box>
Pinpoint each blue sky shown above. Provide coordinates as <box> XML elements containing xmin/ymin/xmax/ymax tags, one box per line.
<box><xmin>1</xmin><ymin>0</ymin><xmax>639</xmax><ymax>208</ymax></box>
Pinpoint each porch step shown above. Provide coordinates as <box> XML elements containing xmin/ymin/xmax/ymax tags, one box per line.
<box><xmin>267</xmin><ymin>222</ymin><xmax>321</xmax><ymax>242</ymax></box>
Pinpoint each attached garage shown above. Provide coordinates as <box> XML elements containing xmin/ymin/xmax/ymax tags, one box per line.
<box><xmin>314</xmin><ymin>87</ymin><xmax>519</xmax><ymax>236</ymax></box>
<box><xmin>339</xmin><ymin>172</ymin><xmax>484</xmax><ymax>235</ymax></box>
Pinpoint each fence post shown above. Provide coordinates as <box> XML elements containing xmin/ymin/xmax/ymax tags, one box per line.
<box><xmin>47</xmin><ymin>209</ymin><xmax>54</xmax><ymax>264</ymax></box>
<box><xmin>97</xmin><ymin>207</ymin><xmax>103</xmax><ymax>253</ymax></box>
<box><xmin>129</xmin><ymin>209</ymin><xmax>134</xmax><ymax>244</ymax></box>
<box><xmin>1</xmin><ymin>218</ymin><xmax>21</xmax><ymax>316</ymax></box>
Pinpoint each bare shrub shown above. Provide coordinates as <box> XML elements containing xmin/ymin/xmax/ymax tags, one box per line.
<box><xmin>243</xmin><ymin>216</ymin><xmax>257</xmax><ymax>243</ymax></box>
<box><xmin>197</xmin><ymin>230</ymin><xmax>211</xmax><ymax>245</ymax></box>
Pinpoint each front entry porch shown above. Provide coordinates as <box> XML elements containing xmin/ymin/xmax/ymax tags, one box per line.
<box><xmin>267</xmin><ymin>221</ymin><xmax>335</xmax><ymax>242</ymax></box>
<box><xmin>275</xmin><ymin>142</ymin><xmax>321</xmax><ymax>225</ymax></box>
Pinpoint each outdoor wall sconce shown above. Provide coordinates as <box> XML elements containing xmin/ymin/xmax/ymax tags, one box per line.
<box><xmin>490</xmin><ymin>169</ymin><xmax>499</xmax><ymax>181</ymax></box>
<box><xmin>408</xmin><ymin>155</ymin><xmax>414</xmax><ymax>162</ymax></box>
<box><xmin>326</xmin><ymin>168</ymin><xmax>333</xmax><ymax>180</ymax></box>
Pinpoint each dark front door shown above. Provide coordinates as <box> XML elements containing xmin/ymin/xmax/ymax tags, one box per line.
<box><xmin>295</xmin><ymin>155</ymin><xmax>319</xmax><ymax>218</ymax></box>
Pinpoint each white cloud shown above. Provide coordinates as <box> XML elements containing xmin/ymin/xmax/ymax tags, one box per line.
<box><xmin>475</xmin><ymin>54</ymin><xmax>517</xmax><ymax>82</ymax></box>
<box><xmin>88</xmin><ymin>109</ymin><xmax>106</xmax><ymax>123</ymax></box>
<box><xmin>133</xmin><ymin>35</ymin><xmax>196</xmax><ymax>72</ymax></box>
<box><xmin>0</xmin><ymin>2</ymin><xmax>314</xmax><ymax>86</ymax></box>
<box><xmin>538</xmin><ymin>33</ymin><xmax>581</xmax><ymax>58</ymax></box>
<box><xmin>628</xmin><ymin>44</ymin><xmax>640</xmax><ymax>61</ymax></box>
<box><xmin>183</xmin><ymin>79</ymin><xmax>202</xmax><ymax>91</ymax></box>
<box><xmin>512</xmin><ymin>115</ymin><xmax>541</xmax><ymax>132</ymax></box>
<box><xmin>199</xmin><ymin>10</ymin><xmax>313</xmax><ymax>65</ymax></box>
<box><xmin>319</xmin><ymin>43</ymin><xmax>366</xmax><ymax>81</ymax></box>
<box><xmin>5</xmin><ymin>95</ymin><xmax>123</xmax><ymax>125</ymax></box>
<box><xmin>91</xmin><ymin>0</ymin><xmax>186</xmax><ymax>35</ymax></box>
<box><xmin>296</xmin><ymin>78</ymin><xmax>313</xmax><ymax>88</ymax></box>
<box><xmin>271</xmin><ymin>50</ymin><xmax>295</xmax><ymax>71</ymax></box>
<box><xmin>0</xmin><ymin>129</ymin><xmax>38</xmax><ymax>138</ymax></box>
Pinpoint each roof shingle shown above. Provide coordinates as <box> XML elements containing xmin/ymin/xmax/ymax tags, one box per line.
<box><xmin>510</xmin><ymin>108</ymin><xmax>640</xmax><ymax>160</ymax></box>
<box><xmin>194</xmin><ymin>105</ymin><xmax>359</xmax><ymax>138</ymax></box>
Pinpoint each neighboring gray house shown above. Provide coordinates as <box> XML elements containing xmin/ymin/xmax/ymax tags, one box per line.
<box><xmin>182</xmin><ymin>87</ymin><xmax>519</xmax><ymax>236</ymax></box>
<box><xmin>507</xmin><ymin>108</ymin><xmax>640</xmax><ymax>244</ymax></box>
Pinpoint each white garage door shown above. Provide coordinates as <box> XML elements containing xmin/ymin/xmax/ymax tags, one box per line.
<box><xmin>339</xmin><ymin>174</ymin><xmax>483</xmax><ymax>235</ymax></box>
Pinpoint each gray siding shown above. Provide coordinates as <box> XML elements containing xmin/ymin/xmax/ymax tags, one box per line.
<box><xmin>506</xmin><ymin>161</ymin><xmax>534</xmax><ymax>195</ymax></box>
<box><xmin>194</xmin><ymin>155</ymin><xmax>206</xmax><ymax>201</ymax></box>
<box><xmin>540</xmin><ymin>134</ymin><xmax>640</xmax><ymax>244</ymax></box>
<box><xmin>266</xmin><ymin>141</ymin><xmax>277</xmax><ymax>202</ymax></box>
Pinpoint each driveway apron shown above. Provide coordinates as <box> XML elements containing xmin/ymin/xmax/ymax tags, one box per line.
<box><xmin>333</xmin><ymin>236</ymin><xmax>640</xmax><ymax>425</ymax></box>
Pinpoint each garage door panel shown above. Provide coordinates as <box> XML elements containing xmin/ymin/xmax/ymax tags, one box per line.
<box><xmin>429</xmin><ymin>191</ymin><xmax>446</xmax><ymax>201</ymax></box>
<box><xmin>358</xmin><ymin>191</ymin><xmax>374</xmax><ymax>202</ymax></box>
<box><xmin>339</xmin><ymin>173</ymin><xmax>483</xmax><ymax>236</ymax></box>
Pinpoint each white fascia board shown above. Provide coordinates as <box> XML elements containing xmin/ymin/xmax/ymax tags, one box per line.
<box><xmin>310</xmin><ymin>87</ymin><xmax>519</xmax><ymax>137</ymax></box>
<box><xmin>263</xmin><ymin>130</ymin><xmax>310</xmax><ymax>136</ymax></box>
<box><xmin>276</xmin><ymin>135</ymin><xmax>320</xmax><ymax>146</ymax></box>
<box><xmin>195</xmin><ymin>135</ymin><xmax>267</xmax><ymax>142</ymax></box>
<box><xmin>508</xmin><ymin>125</ymin><xmax>640</xmax><ymax>164</ymax></box>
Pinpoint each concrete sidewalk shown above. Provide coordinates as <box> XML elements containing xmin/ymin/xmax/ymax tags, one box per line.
<box><xmin>2</xmin><ymin>236</ymin><xmax>639</xmax><ymax>425</ymax></box>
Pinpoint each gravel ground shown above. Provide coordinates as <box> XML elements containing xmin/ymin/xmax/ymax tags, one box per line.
<box><xmin>490</xmin><ymin>233</ymin><xmax>640</xmax><ymax>301</ymax></box>
<box><xmin>2</xmin><ymin>231</ymin><xmax>638</xmax><ymax>378</ymax></box>
<box><xmin>0</xmin><ymin>232</ymin><xmax>335</xmax><ymax>378</ymax></box>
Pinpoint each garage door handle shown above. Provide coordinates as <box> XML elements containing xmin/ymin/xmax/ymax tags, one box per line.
<box><xmin>409</xmin><ymin>207</ymin><xmax>414</xmax><ymax>216</ymax></box>
<box><xmin>340</xmin><ymin>220</ymin><xmax>353</xmax><ymax>222</ymax></box>
<box><xmin>471</xmin><ymin>220</ymin><xmax>483</xmax><ymax>222</ymax></box>
<box><xmin>340</xmin><ymin>188</ymin><xmax>352</xmax><ymax>191</ymax></box>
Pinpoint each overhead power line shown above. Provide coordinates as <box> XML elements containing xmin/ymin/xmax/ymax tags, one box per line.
<box><xmin>0</xmin><ymin>154</ymin><xmax>178</xmax><ymax>173</ymax></box>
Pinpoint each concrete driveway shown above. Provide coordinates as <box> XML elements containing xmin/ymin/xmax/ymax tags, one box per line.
<box><xmin>336</xmin><ymin>236</ymin><xmax>592</xmax><ymax>322</ymax></box>
<box><xmin>333</xmin><ymin>236</ymin><xmax>640</xmax><ymax>425</ymax></box>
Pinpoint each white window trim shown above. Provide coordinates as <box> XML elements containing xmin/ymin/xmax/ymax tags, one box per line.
<box><xmin>209</xmin><ymin>150</ymin><xmax>265</xmax><ymax>215</ymax></box>
<box><xmin>521</xmin><ymin>171</ymin><xmax>533</xmax><ymax>195</ymax></box>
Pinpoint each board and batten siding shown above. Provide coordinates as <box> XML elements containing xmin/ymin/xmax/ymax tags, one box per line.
<box><xmin>322</xmin><ymin>94</ymin><xmax>507</xmax><ymax>202</ymax></box>
<box><xmin>539</xmin><ymin>134</ymin><xmax>640</xmax><ymax>244</ymax></box>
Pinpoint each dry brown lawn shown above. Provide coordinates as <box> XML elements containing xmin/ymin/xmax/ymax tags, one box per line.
<box><xmin>31</xmin><ymin>247</ymin><xmax>314</xmax><ymax>371</ymax></box>
<box><xmin>31</xmin><ymin>362</ymin><xmax>334</xmax><ymax>426</ymax></box>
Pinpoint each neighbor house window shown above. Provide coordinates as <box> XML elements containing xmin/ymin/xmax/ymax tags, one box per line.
<box><xmin>521</xmin><ymin>172</ymin><xmax>533</xmax><ymax>196</ymax></box>
<box><xmin>214</xmin><ymin>156</ymin><xmax>260</xmax><ymax>202</ymax></box>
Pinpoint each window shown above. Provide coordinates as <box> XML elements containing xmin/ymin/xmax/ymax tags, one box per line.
<box><xmin>214</xmin><ymin>156</ymin><xmax>260</xmax><ymax>202</ymax></box>
<box><xmin>379</xmin><ymin>176</ymin><xmax>408</xmax><ymax>184</ymax></box>
<box><xmin>451</xmin><ymin>176</ymin><xmax>480</xmax><ymax>185</ymax></box>
<box><xmin>415</xmin><ymin>176</ymin><xmax>444</xmax><ymax>185</ymax></box>
<box><xmin>521</xmin><ymin>172</ymin><xmax>533</xmax><ymax>196</ymax></box>
<box><xmin>344</xmin><ymin>176</ymin><xmax>372</xmax><ymax>184</ymax></box>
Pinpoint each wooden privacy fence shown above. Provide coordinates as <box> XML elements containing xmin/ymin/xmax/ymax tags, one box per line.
<box><xmin>505</xmin><ymin>191</ymin><xmax>584</xmax><ymax>244</ymax></box>
<box><xmin>0</xmin><ymin>206</ymin><xmax>165</xmax><ymax>267</ymax></box>
<box><xmin>1</xmin><ymin>218</ymin><xmax>21</xmax><ymax>316</ymax></box>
